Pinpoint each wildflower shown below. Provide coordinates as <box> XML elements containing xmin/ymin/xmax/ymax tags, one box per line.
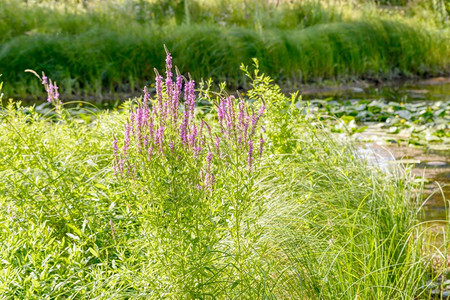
<box><xmin>215</xmin><ymin>137</ymin><xmax>221</xmax><ymax>152</ymax></box>
<box><xmin>185</xmin><ymin>80</ymin><xmax>196</xmax><ymax>120</ymax></box>
<box><xmin>259</xmin><ymin>137</ymin><xmax>264</xmax><ymax>157</ymax></box>
<box><xmin>148</xmin><ymin>145</ymin><xmax>154</xmax><ymax>161</ymax></box>
<box><xmin>172</xmin><ymin>75</ymin><xmax>183</xmax><ymax>124</ymax></box>
<box><xmin>180</xmin><ymin>112</ymin><xmax>188</xmax><ymax>144</ymax></box>
<box><xmin>238</xmin><ymin>98</ymin><xmax>245</xmax><ymax>129</ymax></box>
<box><xmin>114</xmin><ymin>49</ymin><xmax>266</xmax><ymax>193</ymax></box>
<box><xmin>206</xmin><ymin>151</ymin><xmax>213</xmax><ymax>171</ymax></box>
<box><xmin>123</xmin><ymin>123</ymin><xmax>131</xmax><ymax>157</ymax></box>
<box><xmin>44</xmin><ymin>80</ymin><xmax>61</xmax><ymax>106</ymax></box>
<box><xmin>189</xmin><ymin>125</ymin><xmax>197</xmax><ymax>148</ymax></box>
<box><xmin>155</xmin><ymin>74</ymin><xmax>163</xmax><ymax>113</ymax></box>
<box><xmin>143</xmin><ymin>86</ymin><xmax>150</xmax><ymax>108</ymax></box>
<box><xmin>248</xmin><ymin>140</ymin><xmax>253</xmax><ymax>170</ymax></box>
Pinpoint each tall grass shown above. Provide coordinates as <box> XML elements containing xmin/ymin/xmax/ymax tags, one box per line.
<box><xmin>0</xmin><ymin>56</ymin><xmax>440</xmax><ymax>298</ymax></box>
<box><xmin>1</xmin><ymin>21</ymin><xmax>448</xmax><ymax>99</ymax></box>
<box><xmin>0</xmin><ymin>0</ymin><xmax>449</xmax><ymax>99</ymax></box>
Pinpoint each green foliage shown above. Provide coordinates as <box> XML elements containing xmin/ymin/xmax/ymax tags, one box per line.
<box><xmin>0</xmin><ymin>0</ymin><xmax>449</xmax><ymax>99</ymax></box>
<box><xmin>0</xmin><ymin>62</ymin><xmax>439</xmax><ymax>298</ymax></box>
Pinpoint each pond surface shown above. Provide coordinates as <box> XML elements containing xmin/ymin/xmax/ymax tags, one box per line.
<box><xmin>301</xmin><ymin>76</ymin><xmax>450</xmax><ymax>102</ymax></box>
<box><xmin>305</xmin><ymin>78</ymin><xmax>449</xmax><ymax>225</ymax></box>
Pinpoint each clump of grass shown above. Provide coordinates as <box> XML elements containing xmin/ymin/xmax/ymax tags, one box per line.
<box><xmin>0</xmin><ymin>52</ymin><xmax>440</xmax><ymax>298</ymax></box>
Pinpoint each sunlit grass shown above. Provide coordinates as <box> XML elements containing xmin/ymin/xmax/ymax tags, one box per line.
<box><xmin>0</xmin><ymin>60</ymin><xmax>444</xmax><ymax>298</ymax></box>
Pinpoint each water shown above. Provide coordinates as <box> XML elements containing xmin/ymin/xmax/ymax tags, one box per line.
<box><xmin>301</xmin><ymin>77</ymin><xmax>450</xmax><ymax>102</ymax></box>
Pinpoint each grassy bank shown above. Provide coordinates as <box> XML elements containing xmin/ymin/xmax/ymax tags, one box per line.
<box><xmin>0</xmin><ymin>54</ymin><xmax>443</xmax><ymax>298</ymax></box>
<box><xmin>0</xmin><ymin>0</ymin><xmax>449</xmax><ymax>99</ymax></box>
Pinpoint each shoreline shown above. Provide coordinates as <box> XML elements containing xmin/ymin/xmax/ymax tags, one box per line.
<box><xmin>6</xmin><ymin>76</ymin><xmax>450</xmax><ymax>105</ymax></box>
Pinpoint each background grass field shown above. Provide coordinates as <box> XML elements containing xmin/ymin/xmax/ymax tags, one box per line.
<box><xmin>0</xmin><ymin>0</ymin><xmax>448</xmax><ymax>99</ymax></box>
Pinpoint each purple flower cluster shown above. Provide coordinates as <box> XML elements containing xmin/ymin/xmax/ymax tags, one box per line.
<box><xmin>114</xmin><ymin>50</ymin><xmax>265</xmax><ymax>190</ymax></box>
<box><xmin>41</xmin><ymin>74</ymin><xmax>62</xmax><ymax>107</ymax></box>
<box><xmin>216</xmin><ymin>96</ymin><xmax>265</xmax><ymax>170</ymax></box>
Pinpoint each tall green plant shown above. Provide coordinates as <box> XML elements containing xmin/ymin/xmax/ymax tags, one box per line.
<box><xmin>112</xmin><ymin>49</ymin><xmax>267</xmax><ymax>297</ymax></box>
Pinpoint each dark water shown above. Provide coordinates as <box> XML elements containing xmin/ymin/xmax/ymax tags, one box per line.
<box><xmin>301</xmin><ymin>77</ymin><xmax>450</xmax><ymax>102</ymax></box>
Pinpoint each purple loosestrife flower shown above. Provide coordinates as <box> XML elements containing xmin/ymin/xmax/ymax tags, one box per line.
<box><xmin>205</xmin><ymin>172</ymin><xmax>214</xmax><ymax>192</ymax></box>
<box><xmin>243</xmin><ymin>116</ymin><xmax>250</xmax><ymax>142</ymax></box>
<box><xmin>227</xmin><ymin>96</ymin><xmax>236</xmax><ymax>131</ymax></box>
<box><xmin>130</xmin><ymin>112</ymin><xmax>136</xmax><ymax>137</ymax></box>
<box><xmin>149</xmin><ymin>115</ymin><xmax>155</xmax><ymax>140</ymax></box>
<box><xmin>165</xmin><ymin>51</ymin><xmax>173</xmax><ymax>71</ymax></box>
<box><xmin>136</xmin><ymin>108</ymin><xmax>144</xmax><ymax>146</ymax></box>
<box><xmin>259</xmin><ymin>137</ymin><xmax>264</xmax><ymax>158</ymax></box>
<box><xmin>53</xmin><ymin>83</ymin><xmax>59</xmax><ymax>104</ymax></box>
<box><xmin>155</xmin><ymin>126</ymin><xmax>165</xmax><ymax>152</ymax></box>
<box><xmin>248</xmin><ymin>139</ymin><xmax>254</xmax><ymax>170</ymax></box>
<box><xmin>194</xmin><ymin>146</ymin><xmax>202</xmax><ymax>157</ymax></box>
<box><xmin>143</xmin><ymin>107</ymin><xmax>149</xmax><ymax>129</ymax></box>
<box><xmin>155</xmin><ymin>74</ymin><xmax>163</xmax><ymax>114</ymax></box>
<box><xmin>42</xmin><ymin>76</ymin><xmax>61</xmax><ymax>106</ymax></box>
<box><xmin>148</xmin><ymin>145</ymin><xmax>154</xmax><ymax>161</ymax></box>
<box><xmin>204</xmin><ymin>120</ymin><xmax>212</xmax><ymax>136</ymax></box>
<box><xmin>238</xmin><ymin>98</ymin><xmax>245</xmax><ymax>129</ymax></box>
<box><xmin>185</xmin><ymin>80</ymin><xmax>196</xmax><ymax>120</ymax></box>
<box><xmin>119</xmin><ymin>158</ymin><xmax>124</xmax><ymax>173</ymax></box>
<box><xmin>115</xmin><ymin>49</ymin><xmax>266</xmax><ymax>192</ymax></box>
<box><xmin>198</xmin><ymin>120</ymin><xmax>204</xmax><ymax>142</ymax></box>
<box><xmin>180</xmin><ymin>112</ymin><xmax>189</xmax><ymax>145</ymax></box>
<box><xmin>162</xmin><ymin>94</ymin><xmax>169</xmax><ymax>122</ymax></box>
<box><xmin>206</xmin><ymin>151</ymin><xmax>213</xmax><ymax>171</ymax></box>
<box><xmin>46</xmin><ymin>84</ymin><xmax>54</xmax><ymax>103</ymax></box>
<box><xmin>172</xmin><ymin>75</ymin><xmax>183</xmax><ymax>124</ymax></box>
<box><xmin>215</xmin><ymin>137</ymin><xmax>221</xmax><ymax>152</ymax></box>
<box><xmin>165</xmin><ymin>75</ymin><xmax>173</xmax><ymax>113</ymax></box>
<box><xmin>123</xmin><ymin>123</ymin><xmax>131</xmax><ymax>157</ymax></box>
<box><xmin>143</xmin><ymin>86</ymin><xmax>150</xmax><ymax>108</ymax></box>
<box><xmin>189</xmin><ymin>125</ymin><xmax>197</xmax><ymax>148</ymax></box>
<box><xmin>251</xmin><ymin>105</ymin><xmax>265</xmax><ymax>135</ymax></box>
<box><xmin>165</xmin><ymin>51</ymin><xmax>174</xmax><ymax>113</ymax></box>
<box><xmin>217</xmin><ymin>100</ymin><xmax>225</xmax><ymax>123</ymax></box>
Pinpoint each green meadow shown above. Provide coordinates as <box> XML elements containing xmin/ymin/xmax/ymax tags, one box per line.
<box><xmin>0</xmin><ymin>0</ymin><xmax>449</xmax><ymax>298</ymax></box>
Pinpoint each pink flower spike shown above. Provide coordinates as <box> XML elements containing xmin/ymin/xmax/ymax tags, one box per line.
<box><xmin>206</xmin><ymin>151</ymin><xmax>213</xmax><ymax>171</ymax></box>
<box><xmin>247</xmin><ymin>139</ymin><xmax>254</xmax><ymax>170</ymax></box>
<box><xmin>156</xmin><ymin>75</ymin><xmax>163</xmax><ymax>113</ymax></box>
<box><xmin>143</xmin><ymin>86</ymin><xmax>150</xmax><ymax>108</ymax></box>
<box><xmin>215</xmin><ymin>137</ymin><xmax>221</xmax><ymax>152</ymax></box>
<box><xmin>259</xmin><ymin>137</ymin><xmax>264</xmax><ymax>157</ymax></box>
